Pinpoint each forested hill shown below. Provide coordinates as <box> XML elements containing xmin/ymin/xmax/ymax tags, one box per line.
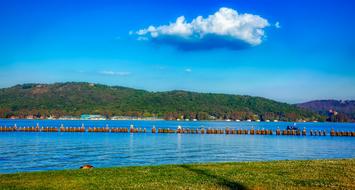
<box><xmin>0</xmin><ymin>82</ymin><xmax>322</xmax><ymax>121</ymax></box>
<box><xmin>297</xmin><ymin>100</ymin><xmax>355</xmax><ymax>122</ymax></box>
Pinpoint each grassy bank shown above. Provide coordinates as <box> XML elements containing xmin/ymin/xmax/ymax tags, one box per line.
<box><xmin>0</xmin><ymin>159</ymin><xmax>354</xmax><ymax>190</ymax></box>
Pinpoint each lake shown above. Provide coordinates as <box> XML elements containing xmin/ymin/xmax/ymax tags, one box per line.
<box><xmin>0</xmin><ymin>119</ymin><xmax>354</xmax><ymax>173</ymax></box>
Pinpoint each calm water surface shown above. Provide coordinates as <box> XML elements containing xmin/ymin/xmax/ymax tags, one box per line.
<box><xmin>0</xmin><ymin>119</ymin><xmax>354</xmax><ymax>173</ymax></box>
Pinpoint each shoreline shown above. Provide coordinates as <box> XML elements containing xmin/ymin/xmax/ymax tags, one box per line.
<box><xmin>1</xmin><ymin>118</ymin><xmax>355</xmax><ymax>123</ymax></box>
<box><xmin>1</xmin><ymin>159</ymin><xmax>354</xmax><ymax>189</ymax></box>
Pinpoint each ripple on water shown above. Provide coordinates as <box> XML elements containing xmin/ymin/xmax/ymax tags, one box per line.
<box><xmin>0</xmin><ymin>121</ymin><xmax>355</xmax><ymax>173</ymax></box>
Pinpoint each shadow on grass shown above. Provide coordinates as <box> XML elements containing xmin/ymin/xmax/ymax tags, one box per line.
<box><xmin>180</xmin><ymin>165</ymin><xmax>246</xmax><ymax>190</ymax></box>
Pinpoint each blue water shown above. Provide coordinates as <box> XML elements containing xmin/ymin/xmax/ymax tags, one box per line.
<box><xmin>0</xmin><ymin>119</ymin><xmax>354</xmax><ymax>173</ymax></box>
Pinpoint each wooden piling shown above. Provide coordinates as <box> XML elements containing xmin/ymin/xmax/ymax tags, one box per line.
<box><xmin>292</xmin><ymin>130</ymin><xmax>296</xmax><ymax>136</ymax></box>
<box><xmin>330</xmin><ymin>129</ymin><xmax>335</xmax><ymax>136</ymax></box>
<box><xmin>200</xmin><ymin>128</ymin><xmax>205</xmax><ymax>134</ymax></box>
<box><xmin>302</xmin><ymin>128</ymin><xmax>306</xmax><ymax>136</ymax></box>
<box><xmin>296</xmin><ymin>129</ymin><xmax>301</xmax><ymax>136</ymax></box>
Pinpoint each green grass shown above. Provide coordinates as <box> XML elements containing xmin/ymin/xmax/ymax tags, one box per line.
<box><xmin>0</xmin><ymin>159</ymin><xmax>354</xmax><ymax>190</ymax></box>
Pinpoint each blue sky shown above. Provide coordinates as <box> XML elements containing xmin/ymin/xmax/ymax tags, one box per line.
<box><xmin>0</xmin><ymin>0</ymin><xmax>354</xmax><ymax>103</ymax></box>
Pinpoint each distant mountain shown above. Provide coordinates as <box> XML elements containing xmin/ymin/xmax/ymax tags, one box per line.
<box><xmin>297</xmin><ymin>100</ymin><xmax>355</xmax><ymax>122</ymax></box>
<box><xmin>0</xmin><ymin>82</ymin><xmax>322</xmax><ymax>121</ymax></box>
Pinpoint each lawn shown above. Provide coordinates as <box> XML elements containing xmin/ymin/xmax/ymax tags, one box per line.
<box><xmin>0</xmin><ymin>159</ymin><xmax>354</xmax><ymax>190</ymax></box>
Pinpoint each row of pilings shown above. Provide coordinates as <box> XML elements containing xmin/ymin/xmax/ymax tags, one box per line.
<box><xmin>0</xmin><ymin>126</ymin><xmax>354</xmax><ymax>137</ymax></box>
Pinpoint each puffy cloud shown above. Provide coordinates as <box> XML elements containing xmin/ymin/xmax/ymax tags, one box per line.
<box><xmin>135</xmin><ymin>7</ymin><xmax>270</xmax><ymax>50</ymax></box>
<box><xmin>99</xmin><ymin>71</ymin><xmax>131</xmax><ymax>76</ymax></box>
<box><xmin>185</xmin><ymin>68</ymin><xmax>192</xmax><ymax>73</ymax></box>
<box><xmin>275</xmin><ymin>21</ymin><xmax>281</xmax><ymax>29</ymax></box>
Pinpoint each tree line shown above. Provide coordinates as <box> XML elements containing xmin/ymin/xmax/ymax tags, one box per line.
<box><xmin>0</xmin><ymin>82</ymin><xmax>328</xmax><ymax>121</ymax></box>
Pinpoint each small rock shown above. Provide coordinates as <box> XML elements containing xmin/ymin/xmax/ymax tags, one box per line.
<box><xmin>80</xmin><ymin>164</ymin><xmax>94</xmax><ymax>169</ymax></box>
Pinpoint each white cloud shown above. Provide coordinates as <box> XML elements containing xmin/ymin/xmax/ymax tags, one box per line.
<box><xmin>137</xmin><ymin>36</ymin><xmax>148</xmax><ymax>41</ymax></box>
<box><xmin>185</xmin><ymin>68</ymin><xmax>192</xmax><ymax>73</ymax></box>
<box><xmin>135</xmin><ymin>7</ymin><xmax>270</xmax><ymax>50</ymax></box>
<box><xmin>99</xmin><ymin>71</ymin><xmax>131</xmax><ymax>76</ymax></box>
<box><xmin>275</xmin><ymin>21</ymin><xmax>281</xmax><ymax>29</ymax></box>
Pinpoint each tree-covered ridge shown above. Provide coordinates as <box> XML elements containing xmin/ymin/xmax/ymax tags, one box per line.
<box><xmin>0</xmin><ymin>82</ymin><xmax>323</xmax><ymax>121</ymax></box>
<box><xmin>297</xmin><ymin>100</ymin><xmax>355</xmax><ymax>122</ymax></box>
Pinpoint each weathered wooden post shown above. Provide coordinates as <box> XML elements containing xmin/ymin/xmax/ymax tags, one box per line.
<box><xmin>130</xmin><ymin>124</ymin><xmax>134</xmax><ymax>133</ymax></box>
<box><xmin>302</xmin><ymin>128</ymin><xmax>306</xmax><ymax>136</ymax></box>
<box><xmin>296</xmin><ymin>129</ymin><xmax>301</xmax><ymax>136</ymax></box>
<box><xmin>225</xmin><ymin>128</ymin><xmax>230</xmax><ymax>135</ymax></box>
<box><xmin>200</xmin><ymin>128</ymin><xmax>205</xmax><ymax>134</ymax></box>
<box><xmin>81</xmin><ymin>124</ymin><xmax>85</xmax><ymax>132</ymax></box>
<box><xmin>249</xmin><ymin>127</ymin><xmax>254</xmax><ymax>135</ymax></box>
<box><xmin>330</xmin><ymin>129</ymin><xmax>335</xmax><ymax>136</ymax></box>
